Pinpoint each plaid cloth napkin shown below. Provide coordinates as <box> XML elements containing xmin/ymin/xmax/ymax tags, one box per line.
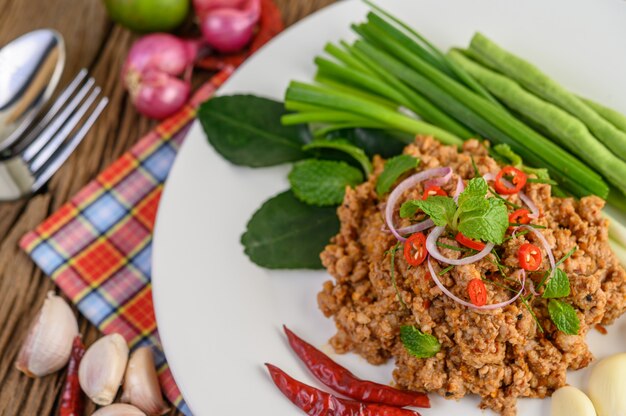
<box><xmin>20</xmin><ymin>67</ymin><xmax>233</xmax><ymax>415</ymax></box>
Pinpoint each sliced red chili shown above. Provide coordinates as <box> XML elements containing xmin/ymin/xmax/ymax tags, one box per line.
<box><xmin>494</xmin><ymin>166</ymin><xmax>527</xmax><ymax>195</ymax></box>
<box><xmin>59</xmin><ymin>336</ymin><xmax>85</xmax><ymax>416</ymax></box>
<box><xmin>422</xmin><ymin>186</ymin><xmax>447</xmax><ymax>199</ymax></box>
<box><xmin>455</xmin><ymin>232</ymin><xmax>486</xmax><ymax>251</ymax></box>
<box><xmin>518</xmin><ymin>243</ymin><xmax>542</xmax><ymax>271</ymax></box>
<box><xmin>283</xmin><ymin>326</ymin><xmax>429</xmax><ymax>408</ymax></box>
<box><xmin>509</xmin><ymin>209</ymin><xmax>531</xmax><ymax>226</ymax></box>
<box><xmin>265</xmin><ymin>363</ymin><xmax>422</xmax><ymax>416</ymax></box>
<box><xmin>467</xmin><ymin>279</ymin><xmax>487</xmax><ymax>306</ymax></box>
<box><xmin>404</xmin><ymin>233</ymin><xmax>427</xmax><ymax>266</ymax></box>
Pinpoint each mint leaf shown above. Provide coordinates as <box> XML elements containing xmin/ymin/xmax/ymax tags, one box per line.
<box><xmin>241</xmin><ymin>191</ymin><xmax>339</xmax><ymax>269</ymax></box>
<box><xmin>376</xmin><ymin>155</ymin><xmax>419</xmax><ymax>196</ymax></box>
<box><xmin>542</xmin><ymin>269</ymin><xmax>571</xmax><ymax>299</ymax></box>
<box><xmin>457</xmin><ymin>178</ymin><xmax>489</xmax><ymax>216</ymax></box>
<box><xmin>458</xmin><ymin>197</ymin><xmax>508</xmax><ymax>244</ymax></box>
<box><xmin>289</xmin><ymin>160</ymin><xmax>363</xmax><ymax>206</ymax></box>
<box><xmin>199</xmin><ymin>95</ymin><xmax>311</xmax><ymax>167</ymax></box>
<box><xmin>400</xmin><ymin>196</ymin><xmax>457</xmax><ymax>227</ymax></box>
<box><xmin>303</xmin><ymin>139</ymin><xmax>373</xmax><ymax>175</ymax></box>
<box><xmin>548</xmin><ymin>299</ymin><xmax>580</xmax><ymax>335</ymax></box>
<box><xmin>400</xmin><ymin>325</ymin><xmax>440</xmax><ymax>358</ymax></box>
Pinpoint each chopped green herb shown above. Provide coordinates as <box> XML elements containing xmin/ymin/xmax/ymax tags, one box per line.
<box><xmin>400</xmin><ymin>325</ymin><xmax>441</xmax><ymax>358</ymax></box>
<box><xmin>492</xmin><ymin>143</ymin><xmax>522</xmax><ymax>167</ymax></box>
<box><xmin>303</xmin><ymin>139</ymin><xmax>373</xmax><ymax>175</ymax></box>
<box><xmin>509</xmin><ymin>223</ymin><xmax>546</xmax><ymax>229</ymax></box>
<box><xmin>376</xmin><ymin>155</ymin><xmax>419</xmax><ymax>196</ymax></box>
<box><xmin>527</xmin><ymin>177</ymin><xmax>558</xmax><ymax>185</ymax></box>
<box><xmin>548</xmin><ymin>299</ymin><xmax>580</xmax><ymax>335</ymax></box>
<box><xmin>556</xmin><ymin>247</ymin><xmax>578</xmax><ymax>267</ymax></box>
<box><xmin>438</xmin><ymin>265</ymin><xmax>455</xmax><ymax>275</ymax></box>
<box><xmin>520</xmin><ymin>296</ymin><xmax>544</xmax><ymax>333</ymax></box>
<box><xmin>470</xmin><ymin>156</ymin><xmax>480</xmax><ymax>178</ymax></box>
<box><xmin>436</xmin><ymin>242</ymin><xmax>468</xmax><ymax>252</ymax></box>
<box><xmin>388</xmin><ymin>242</ymin><xmax>409</xmax><ymax>311</ymax></box>
<box><xmin>289</xmin><ymin>160</ymin><xmax>363</xmax><ymax>206</ymax></box>
<box><xmin>488</xmin><ymin>187</ymin><xmax>522</xmax><ymax>209</ymax></box>
<box><xmin>542</xmin><ymin>269</ymin><xmax>570</xmax><ymax>299</ymax></box>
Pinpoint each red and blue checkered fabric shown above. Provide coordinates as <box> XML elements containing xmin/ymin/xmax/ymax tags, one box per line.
<box><xmin>20</xmin><ymin>68</ymin><xmax>233</xmax><ymax>415</ymax></box>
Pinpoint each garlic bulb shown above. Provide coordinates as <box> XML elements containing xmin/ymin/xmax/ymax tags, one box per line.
<box><xmin>15</xmin><ymin>291</ymin><xmax>79</xmax><ymax>377</ymax></box>
<box><xmin>588</xmin><ymin>353</ymin><xmax>626</xmax><ymax>416</ymax></box>
<box><xmin>551</xmin><ymin>385</ymin><xmax>597</xmax><ymax>416</ymax></box>
<box><xmin>91</xmin><ymin>403</ymin><xmax>146</xmax><ymax>416</ymax></box>
<box><xmin>79</xmin><ymin>333</ymin><xmax>129</xmax><ymax>405</ymax></box>
<box><xmin>121</xmin><ymin>347</ymin><xmax>169</xmax><ymax>415</ymax></box>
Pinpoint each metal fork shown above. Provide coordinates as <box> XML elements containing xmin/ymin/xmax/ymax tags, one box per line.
<box><xmin>0</xmin><ymin>69</ymin><xmax>108</xmax><ymax>201</ymax></box>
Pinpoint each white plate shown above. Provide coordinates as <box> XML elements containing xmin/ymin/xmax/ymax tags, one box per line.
<box><xmin>152</xmin><ymin>0</ymin><xmax>626</xmax><ymax>414</ymax></box>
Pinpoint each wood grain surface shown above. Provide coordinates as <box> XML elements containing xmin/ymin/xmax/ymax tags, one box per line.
<box><xmin>0</xmin><ymin>1</ymin><xmax>334</xmax><ymax>414</ymax></box>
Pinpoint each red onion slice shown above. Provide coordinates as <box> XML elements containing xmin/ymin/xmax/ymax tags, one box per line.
<box><xmin>527</xmin><ymin>279</ymin><xmax>540</xmax><ymax>296</ymax></box>
<box><xmin>426</xmin><ymin>226</ymin><xmax>494</xmax><ymax>265</ymax></box>
<box><xmin>453</xmin><ymin>176</ymin><xmax>465</xmax><ymax>203</ymax></box>
<box><xmin>427</xmin><ymin>257</ymin><xmax>527</xmax><ymax>310</ymax></box>
<box><xmin>485</xmin><ymin>173</ymin><xmax>539</xmax><ymax>219</ymax></box>
<box><xmin>514</xmin><ymin>225</ymin><xmax>556</xmax><ymax>282</ymax></box>
<box><xmin>424</xmin><ymin>167</ymin><xmax>453</xmax><ymax>189</ymax></box>
<box><xmin>385</xmin><ymin>167</ymin><xmax>454</xmax><ymax>242</ymax></box>
<box><xmin>397</xmin><ymin>219</ymin><xmax>435</xmax><ymax>235</ymax></box>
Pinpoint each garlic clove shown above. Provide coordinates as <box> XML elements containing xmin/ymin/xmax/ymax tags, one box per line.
<box><xmin>121</xmin><ymin>347</ymin><xmax>170</xmax><ymax>415</ymax></box>
<box><xmin>79</xmin><ymin>333</ymin><xmax>129</xmax><ymax>406</ymax></box>
<box><xmin>15</xmin><ymin>291</ymin><xmax>79</xmax><ymax>377</ymax></box>
<box><xmin>551</xmin><ymin>385</ymin><xmax>597</xmax><ymax>416</ymax></box>
<box><xmin>91</xmin><ymin>403</ymin><xmax>146</xmax><ymax>416</ymax></box>
<box><xmin>588</xmin><ymin>353</ymin><xmax>626</xmax><ymax>416</ymax></box>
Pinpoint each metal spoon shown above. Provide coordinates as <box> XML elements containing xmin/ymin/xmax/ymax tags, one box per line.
<box><xmin>0</xmin><ymin>29</ymin><xmax>65</xmax><ymax>155</ymax></box>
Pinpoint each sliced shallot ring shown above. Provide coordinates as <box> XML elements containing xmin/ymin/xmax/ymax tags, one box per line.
<box><xmin>385</xmin><ymin>167</ymin><xmax>453</xmax><ymax>242</ymax></box>
<box><xmin>427</xmin><ymin>257</ymin><xmax>526</xmax><ymax>310</ymax></box>
<box><xmin>453</xmin><ymin>176</ymin><xmax>464</xmax><ymax>203</ymax></box>
<box><xmin>514</xmin><ymin>225</ymin><xmax>556</xmax><ymax>282</ymax></box>
<box><xmin>397</xmin><ymin>219</ymin><xmax>435</xmax><ymax>235</ymax></box>
<box><xmin>527</xmin><ymin>280</ymin><xmax>540</xmax><ymax>296</ymax></box>
<box><xmin>424</xmin><ymin>167</ymin><xmax>453</xmax><ymax>189</ymax></box>
<box><xmin>426</xmin><ymin>226</ymin><xmax>494</xmax><ymax>265</ymax></box>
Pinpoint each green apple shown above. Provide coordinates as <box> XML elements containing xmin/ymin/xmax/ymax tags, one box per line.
<box><xmin>103</xmin><ymin>0</ymin><xmax>190</xmax><ymax>33</ymax></box>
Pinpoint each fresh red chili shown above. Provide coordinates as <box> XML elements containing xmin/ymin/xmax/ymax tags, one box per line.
<box><xmin>59</xmin><ymin>336</ymin><xmax>85</xmax><ymax>416</ymax></box>
<box><xmin>467</xmin><ymin>279</ymin><xmax>488</xmax><ymax>307</ymax></box>
<box><xmin>283</xmin><ymin>326</ymin><xmax>429</xmax><ymax>408</ymax></box>
<box><xmin>265</xmin><ymin>363</ymin><xmax>421</xmax><ymax>416</ymax></box>
<box><xmin>404</xmin><ymin>233</ymin><xmax>428</xmax><ymax>267</ymax></box>
<box><xmin>422</xmin><ymin>185</ymin><xmax>447</xmax><ymax>200</ymax></box>
<box><xmin>518</xmin><ymin>243</ymin><xmax>542</xmax><ymax>271</ymax></box>
<box><xmin>509</xmin><ymin>209</ymin><xmax>531</xmax><ymax>227</ymax></box>
<box><xmin>494</xmin><ymin>166</ymin><xmax>527</xmax><ymax>195</ymax></box>
<box><xmin>455</xmin><ymin>232</ymin><xmax>486</xmax><ymax>251</ymax></box>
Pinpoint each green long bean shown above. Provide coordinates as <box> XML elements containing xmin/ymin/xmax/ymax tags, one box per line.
<box><xmin>468</xmin><ymin>33</ymin><xmax>626</xmax><ymax>160</ymax></box>
<box><xmin>448</xmin><ymin>50</ymin><xmax>626</xmax><ymax>196</ymax></box>
<box><xmin>581</xmin><ymin>98</ymin><xmax>626</xmax><ymax>135</ymax></box>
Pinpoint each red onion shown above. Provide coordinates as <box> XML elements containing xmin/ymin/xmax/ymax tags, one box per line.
<box><xmin>427</xmin><ymin>257</ymin><xmax>526</xmax><ymax>310</ymax></box>
<box><xmin>426</xmin><ymin>226</ymin><xmax>494</xmax><ymax>265</ymax></box>
<box><xmin>397</xmin><ymin>219</ymin><xmax>435</xmax><ymax>236</ymax></box>
<box><xmin>193</xmin><ymin>0</ymin><xmax>246</xmax><ymax>19</ymax></box>
<box><xmin>514</xmin><ymin>225</ymin><xmax>556</xmax><ymax>282</ymax></box>
<box><xmin>527</xmin><ymin>279</ymin><xmax>540</xmax><ymax>296</ymax></box>
<box><xmin>453</xmin><ymin>176</ymin><xmax>465</xmax><ymax>203</ymax></box>
<box><xmin>200</xmin><ymin>0</ymin><xmax>261</xmax><ymax>53</ymax></box>
<box><xmin>484</xmin><ymin>173</ymin><xmax>539</xmax><ymax>219</ymax></box>
<box><xmin>122</xmin><ymin>34</ymin><xmax>198</xmax><ymax>119</ymax></box>
<box><xmin>424</xmin><ymin>167</ymin><xmax>452</xmax><ymax>189</ymax></box>
<box><xmin>385</xmin><ymin>167</ymin><xmax>453</xmax><ymax>242</ymax></box>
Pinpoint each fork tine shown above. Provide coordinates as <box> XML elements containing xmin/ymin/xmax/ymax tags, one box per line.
<box><xmin>22</xmin><ymin>77</ymin><xmax>96</xmax><ymax>162</ymax></box>
<box><xmin>31</xmin><ymin>97</ymin><xmax>108</xmax><ymax>193</ymax></box>
<box><xmin>29</xmin><ymin>86</ymin><xmax>101</xmax><ymax>173</ymax></box>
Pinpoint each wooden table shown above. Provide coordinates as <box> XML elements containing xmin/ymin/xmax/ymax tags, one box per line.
<box><xmin>0</xmin><ymin>1</ymin><xmax>334</xmax><ymax>414</ymax></box>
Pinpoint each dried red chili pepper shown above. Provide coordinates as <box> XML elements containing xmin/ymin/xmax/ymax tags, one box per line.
<box><xmin>59</xmin><ymin>336</ymin><xmax>85</xmax><ymax>416</ymax></box>
<box><xmin>266</xmin><ymin>363</ymin><xmax>421</xmax><ymax>416</ymax></box>
<box><xmin>196</xmin><ymin>0</ymin><xmax>284</xmax><ymax>70</ymax></box>
<box><xmin>283</xmin><ymin>326</ymin><xmax>430</xmax><ymax>408</ymax></box>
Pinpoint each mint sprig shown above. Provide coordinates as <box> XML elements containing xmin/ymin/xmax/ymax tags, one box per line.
<box><xmin>400</xmin><ymin>325</ymin><xmax>440</xmax><ymax>358</ymax></box>
<box><xmin>542</xmin><ymin>269</ymin><xmax>570</xmax><ymax>299</ymax></box>
<box><xmin>289</xmin><ymin>160</ymin><xmax>363</xmax><ymax>206</ymax></box>
<box><xmin>399</xmin><ymin>177</ymin><xmax>508</xmax><ymax>244</ymax></box>
<box><xmin>376</xmin><ymin>155</ymin><xmax>419</xmax><ymax>196</ymax></box>
<box><xmin>548</xmin><ymin>299</ymin><xmax>580</xmax><ymax>335</ymax></box>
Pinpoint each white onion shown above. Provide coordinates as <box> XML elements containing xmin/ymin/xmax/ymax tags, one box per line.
<box><xmin>427</xmin><ymin>257</ymin><xmax>526</xmax><ymax>310</ymax></box>
<box><xmin>426</xmin><ymin>226</ymin><xmax>494</xmax><ymax>265</ymax></box>
<box><xmin>396</xmin><ymin>219</ymin><xmax>435</xmax><ymax>235</ymax></box>
<box><xmin>453</xmin><ymin>176</ymin><xmax>465</xmax><ymax>203</ymax></box>
<box><xmin>385</xmin><ymin>167</ymin><xmax>453</xmax><ymax>242</ymax></box>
